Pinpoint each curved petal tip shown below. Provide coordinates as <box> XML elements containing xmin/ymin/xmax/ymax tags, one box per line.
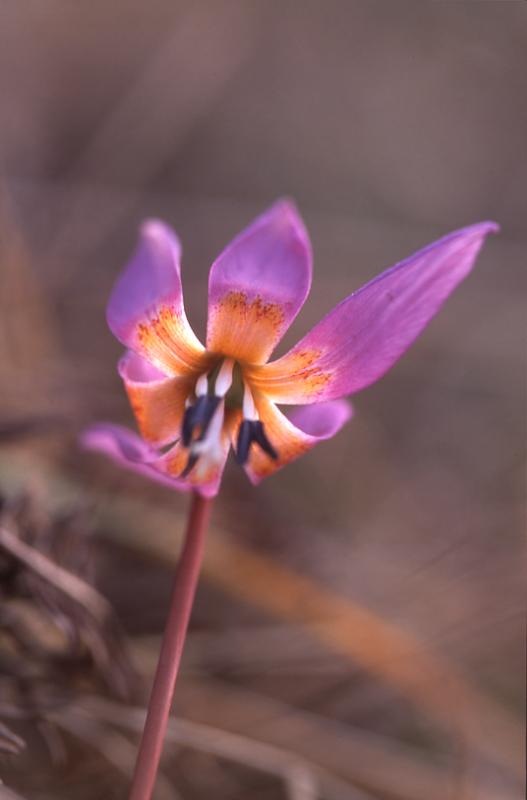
<box><xmin>240</xmin><ymin>397</ymin><xmax>353</xmax><ymax>486</ymax></box>
<box><xmin>465</xmin><ymin>220</ymin><xmax>500</xmax><ymax>237</ymax></box>
<box><xmin>80</xmin><ymin>423</ymin><xmax>158</xmax><ymax>463</ymax></box>
<box><xmin>206</xmin><ymin>198</ymin><xmax>313</xmax><ymax>364</ymax></box>
<box><xmin>289</xmin><ymin>399</ymin><xmax>353</xmax><ymax>438</ymax></box>
<box><xmin>139</xmin><ymin>218</ymin><xmax>182</xmax><ymax>263</ymax></box>
<box><xmin>80</xmin><ymin>423</ymin><xmax>192</xmax><ymax>492</ymax></box>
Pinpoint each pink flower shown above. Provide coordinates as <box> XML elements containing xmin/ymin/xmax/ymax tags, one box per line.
<box><xmin>82</xmin><ymin>201</ymin><xmax>498</xmax><ymax>497</ymax></box>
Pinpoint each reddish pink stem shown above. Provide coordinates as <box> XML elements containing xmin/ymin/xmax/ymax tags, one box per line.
<box><xmin>128</xmin><ymin>491</ymin><xmax>212</xmax><ymax>800</ymax></box>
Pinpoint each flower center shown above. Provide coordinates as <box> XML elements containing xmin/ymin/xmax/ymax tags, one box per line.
<box><xmin>180</xmin><ymin>358</ymin><xmax>278</xmax><ymax>477</ymax></box>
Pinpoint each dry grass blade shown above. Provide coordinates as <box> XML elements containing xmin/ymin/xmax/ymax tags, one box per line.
<box><xmin>0</xmin><ymin>456</ymin><xmax>522</xmax><ymax>790</ymax></box>
<box><xmin>0</xmin><ymin>496</ymin><xmax>138</xmax><ymax>702</ymax></box>
<box><xmin>202</xmin><ymin>530</ymin><xmax>523</xmax><ymax>779</ymax></box>
<box><xmin>131</xmin><ymin>660</ymin><xmax>515</xmax><ymax>800</ymax></box>
<box><xmin>51</xmin><ymin>707</ymin><xmax>180</xmax><ymax>800</ymax></box>
<box><xmin>0</xmin><ymin>786</ymin><xmax>28</xmax><ymax>800</ymax></box>
<box><xmin>77</xmin><ymin>695</ymin><xmax>374</xmax><ymax>800</ymax></box>
<box><xmin>91</xmin><ymin>486</ymin><xmax>520</xmax><ymax>781</ymax></box>
<box><xmin>0</xmin><ymin>525</ymin><xmax>110</xmax><ymax>623</ymax></box>
<box><xmin>0</xmin><ymin>721</ymin><xmax>25</xmax><ymax>756</ymax></box>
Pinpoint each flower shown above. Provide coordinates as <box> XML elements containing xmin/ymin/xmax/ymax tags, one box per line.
<box><xmin>82</xmin><ymin>201</ymin><xmax>498</xmax><ymax>497</ymax></box>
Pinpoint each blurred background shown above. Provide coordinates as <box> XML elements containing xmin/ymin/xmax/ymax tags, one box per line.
<box><xmin>0</xmin><ymin>2</ymin><xmax>525</xmax><ymax>799</ymax></box>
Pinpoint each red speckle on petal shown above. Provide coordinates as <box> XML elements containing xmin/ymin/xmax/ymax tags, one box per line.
<box><xmin>208</xmin><ymin>291</ymin><xmax>286</xmax><ymax>364</ymax></box>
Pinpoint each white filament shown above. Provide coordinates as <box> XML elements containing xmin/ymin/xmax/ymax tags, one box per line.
<box><xmin>242</xmin><ymin>382</ymin><xmax>258</xmax><ymax>421</ymax></box>
<box><xmin>214</xmin><ymin>358</ymin><xmax>234</xmax><ymax>398</ymax></box>
<box><xmin>195</xmin><ymin>373</ymin><xmax>208</xmax><ymax>397</ymax></box>
<box><xmin>191</xmin><ymin>400</ymin><xmax>226</xmax><ymax>478</ymax></box>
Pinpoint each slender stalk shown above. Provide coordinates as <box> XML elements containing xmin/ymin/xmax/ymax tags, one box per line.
<box><xmin>128</xmin><ymin>491</ymin><xmax>212</xmax><ymax>800</ymax></box>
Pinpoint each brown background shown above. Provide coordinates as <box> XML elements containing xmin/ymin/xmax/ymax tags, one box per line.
<box><xmin>0</xmin><ymin>2</ymin><xmax>524</xmax><ymax>799</ymax></box>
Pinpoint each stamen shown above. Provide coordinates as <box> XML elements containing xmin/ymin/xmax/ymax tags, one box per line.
<box><xmin>242</xmin><ymin>382</ymin><xmax>258</xmax><ymax>421</ymax></box>
<box><xmin>182</xmin><ymin>395</ymin><xmax>220</xmax><ymax>447</ymax></box>
<box><xmin>235</xmin><ymin>419</ymin><xmax>278</xmax><ymax>466</ymax></box>
<box><xmin>182</xmin><ymin>368</ymin><xmax>278</xmax><ymax>477</ymax></box>
<box><xmin>214</xmin><ymin>358</ymin><xmax>234</xmax><ymax>398</ymax></box>
<box><xmin>180</xmin><ymin>400</ymin><xmax>226</xmax><ymax>478</ymax></box>
<box><xmin>182</xmin><ymin>369</ymin><xmax>220</xmax><ymax>446</ymax></box>
<box><xmin>193</xmin><ymin>398</ymin><xmax>225</xmax><ymax>455</ymax></box>
<box><xmin>235</xmin><ymin>420</ymin><xmax>253</xmax><ymax>465</ymax></box>
<box><xmin>251</xmin><ymin>420</ymin><xmax>278</xmax><ymax>461</ymax></box>
<box><xmin>180</xmin><ymin>451</ymin><xmax>200</xmax><ymax>478</ymax></box>
<box><xmin>195</xmin><ymin>373</ymin><xmax>208</xmax><ymax>397</ymax></box>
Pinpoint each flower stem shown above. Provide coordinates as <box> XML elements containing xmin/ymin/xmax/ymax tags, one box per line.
<box><xmin>128</xmin><ymin>491</ymin><xmax>212</xmax><ymax>800</ymax></box>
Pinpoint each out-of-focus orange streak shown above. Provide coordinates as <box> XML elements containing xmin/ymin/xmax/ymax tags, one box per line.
<box><xmin>202</xmin><ymin>529</ymin><xmax>523</xmax><ymax>780</ymax></box>
<box><xmin>1</xmin><ymin>454</ymin><xmax>522</xmax><ymax>786</ymax></box>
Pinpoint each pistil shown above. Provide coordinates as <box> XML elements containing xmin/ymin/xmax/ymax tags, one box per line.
<box><xmin>180</xmin><ymin>360</ymin><xmax>234</xmax><ymax>476</ymax></box>
<box><xmin>182</xmin><ymin>360</ymin><xmax>233</xmax><ymax>448</ymax></box>
<box><xmin>183</xmin><ymin>399</ymin><xmax>226</xmax><ymax>479</ymax></box>
<box><xmin>215</xmin><ymin>358</ymin><xmax>234</xmax><ymax>398</ymax></box>
<box><xmin>181</xmin><ymin>363</ymin><xmax>277</xmax><ymax>474</ymax></box>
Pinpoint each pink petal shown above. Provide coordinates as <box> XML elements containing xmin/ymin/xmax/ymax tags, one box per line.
<box><xmin>289</xmin><ymin>400</ymin><xmax>353</xmax><ymax>438</ymax></box>
<box><xmin>107</xmin><ymin>220</ymin><xmax>207</xmax><ymax>377</ymax></box>
<box><xmin>206</xmin><ymin>200</ymin><xmax>313</xmax><ymax>364</ymax></box>
<box><xmin>118</xmin><ymin>350</ymin><xmax>192</xmax><ymax>447</ymax></box>
<box><xmin>120</xmin><ymin>349</ymin><xmax>168</xmax><ymax>381</ymax></box>
<box><xmin>80</xmin><ymin>423</ymin><xmax>191</xmax><ymax>492</ymax></box>
<box><xmin>247</xmin><ymin>222</ymin><xmax>498</xmax><ymax>403</ymax></box>
<box><xmin>235</xmin><ymin>396</ymin><xmax>352</xmax><ymax>485</ymax></box>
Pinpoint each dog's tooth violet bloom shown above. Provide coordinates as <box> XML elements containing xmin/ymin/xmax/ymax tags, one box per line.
<box><xmin>83</xmin><ymin>201</ymin><xmax>498</xmax><ymax>496</ymax></box>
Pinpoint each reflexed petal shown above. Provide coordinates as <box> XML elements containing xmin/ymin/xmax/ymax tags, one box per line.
<box><xmin>154</xmin><ymin>410</ymin><xmax>236</xmax><ymax>498</ymax></box>
<box><xmin>107</xmin><ymin>220</ymin><xmax>207</xmax><ymax>376</ymax></box>
<box><xmin>234</xmin><ymin>395</ymin><xmax>352</xmax><ymax>484</ymax></box>
<box><xmin>289</xmin><ymin>400</ymin><xmax>353</xmax><ymax>437</ymax></box>
<box><xmin>119</xmin><ymin>350</ymin><xmax>192</xmax><ymax>447</ymax></box>
<box><xmin>80</xmin><ymin>424</ymin><xmax>191</xmax><ymax>492</ymax></box>
<box><xmin>207</xmin><ymin>200</ymin><xmax>312</xmax><ymax>364</ymax></box>
<box><xmin>247</xmin><ymin>222</ymin><xmax>498</xmax><ymax>403</ymax></box>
